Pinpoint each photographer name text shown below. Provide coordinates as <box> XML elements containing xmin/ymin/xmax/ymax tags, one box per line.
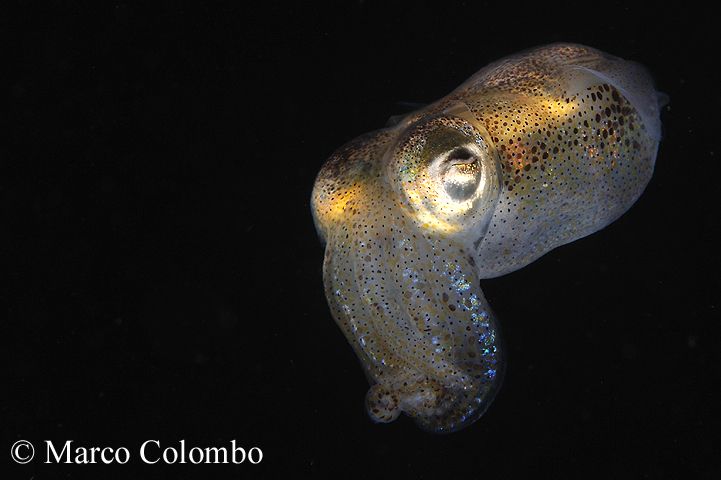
<box><xmin>10</xmin><ymin>439</ymin><xmax>263</xmax><ymax>465</ymax></box>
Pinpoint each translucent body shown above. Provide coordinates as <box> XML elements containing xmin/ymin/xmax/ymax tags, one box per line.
<box><xmin>311</xmin><ymin>44</ymin><xmax>661</xmax><ymax>432</ymax></box>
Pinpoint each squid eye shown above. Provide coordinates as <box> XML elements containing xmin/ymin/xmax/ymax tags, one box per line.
<box><xmin>389</xmin><ymin>114</ymin><xmax>500</xmax><ymax>235</ymax></box>
<box><xmin>441</xmin><ymin>146</ymin><xmax>483</xmax><ymax>201</ymax></box>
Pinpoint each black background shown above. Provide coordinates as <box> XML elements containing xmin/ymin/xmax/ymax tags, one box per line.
<box><xmin>4</xmin><ymin>1</ymin><xmax>720</xmax><ymax>478</ymax></box>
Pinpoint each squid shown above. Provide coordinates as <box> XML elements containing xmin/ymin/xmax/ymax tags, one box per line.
<box><xmin>311</xmin><ymin>44</ymin><xmax>662</xmax><ymax>432</ymax></box>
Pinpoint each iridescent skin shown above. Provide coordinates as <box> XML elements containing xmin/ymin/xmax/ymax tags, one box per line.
<box><xmin>311</xmin><ymin>44</ymin><xmax>662</xmax><ymax>432</ymax></box>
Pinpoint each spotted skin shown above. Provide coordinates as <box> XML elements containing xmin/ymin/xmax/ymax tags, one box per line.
<box><xmin>311</xmin><ymin>44</ymin><xmax>662</xmax><ymax>433</ymax></box>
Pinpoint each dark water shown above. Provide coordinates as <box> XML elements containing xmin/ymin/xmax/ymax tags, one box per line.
<box><xmin>5</xmin><ymin>2</ymin><xmax>719</xmax><ymax>478</ymax></box>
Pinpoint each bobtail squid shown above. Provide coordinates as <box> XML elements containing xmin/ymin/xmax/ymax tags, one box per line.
<box><xmin>311</xmin><ymin>43</ymin><xmax>663</xmax><ymax>433</ymax></box>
